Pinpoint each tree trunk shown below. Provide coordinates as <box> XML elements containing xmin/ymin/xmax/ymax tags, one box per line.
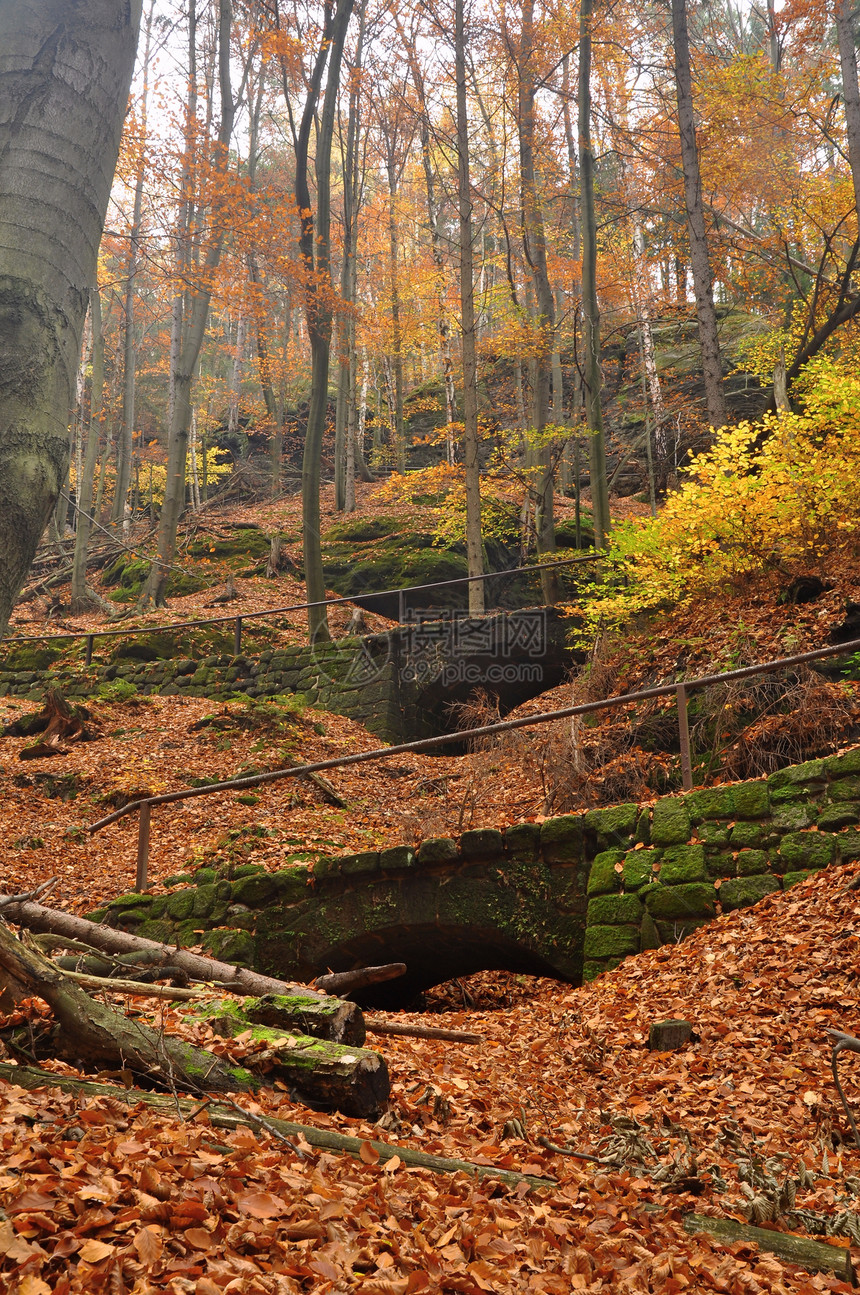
<box><xmin>139</xmin><ymin>0</ymin><xmax>235</xmax><ymax>608</ymax></box>
<box><xmin>671</xmin><ymin>0</ymin><xmax>727</xmax><ymax>430</ymax></box>
<box><xmin>290</xmin><ymin>0</ymin><xmax>355</xmax><ymax>643</ymax></box>
<box><xmin>579</xmin><ymin>0</ymin><xmax>611</xmax><ymax>548</ymax></box>
<box><xmin>836</xmin><ymin>0</ymin><xmax>860</xmax><ymax>216</ymax></box>
<box><xmin>455</xmin><ymin>0</ymin><xmax>485</xmax><ymax>615</ymax></box>
<box><xmin>70</xmin><ymin>287</ymin><xmax>105</xmax><ymax>612</ymax></box>
<box><xmin>0</xmin><ymin>0</ymin><xmax>142</xmax><ymax>636</ymax></box>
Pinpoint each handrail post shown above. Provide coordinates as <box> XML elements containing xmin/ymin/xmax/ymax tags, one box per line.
<box><xmin>135</xmin><ymin>801</ymin><xmax>152</xmax><ymax>891</ymax></box>
<box><xmin>234</xmin><ymin>616</ymin><xmax>242</xmax><ymax>654</ymax></box>
<box><xmin>85</xmin><ymin>634</ymin><xmax>94</xmax><ymax>666</ymax></box>
<box><xmin>398</xmin><ymin>589</ymin><xmax>405</xmax><ymax>624</ymax></box>
<box><xmin>676</xmin><ymin>683</ymin><xmax>693</xmax><ymax>792</ymax></box>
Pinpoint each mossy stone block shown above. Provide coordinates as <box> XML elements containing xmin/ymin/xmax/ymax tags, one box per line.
<box><xmin>730</xmin><ymin>821</ymin><xmax>764</xmax><ymax>849</ymax></box>
<box><xmin>583</xmin><ymin>924</ymin><xmax>641</xmax><ymax>959</ymax></box>
<box><xmin>194</xmin><ymin>868</ymin><xmax>217</xmax><ymax>885</ymax></box>
<box><xmin>651</xmin><ymin>799</ymin><xmax>692</xmax><ymax>847</ymax></box>
<box><xmin>640</xmin><ymin>911</ymin><xmax>663</xmax><ymax>952</ymax></box>
<box><xmin>659</xmin><ymin>844</ymin><xmax>706</xmax><ymax>884</ymax></box>
<box><xmin>645</xmin><ymin>882</ymin><xmax>716</xmax><ymax>921</ymax></box>
<box><xmin>655</xmin><ymin>918</ymin><xmax>709</xmax><ymax>943</ymax></box>
<box><xmin>837</xmin><ymin>830</ymin><xmax>860</xmax><ymax>859</ymax></box>
<box><xmin>582</xmin><ymin>961</ymin><xmax>606</xmax><ymax>982</ymax></box>
<box><xmin>201</xmin><ymin>928</ymin><xmax>256</xmax><ymax>966</ymax></box>
<box><xmin>378</xmin><ymin>846</ymin><xmax>415</xmax><ymax>870</ymax></box>
<box><xmin>683</xmin><ymin>787</ymin><xmax>735</xmax><ymax>821</ymax></box>
<box><xmin>215</xmin><ymin>880</ymin><xmax>232</xmax><ymax>901</ymax></box>
<box><xmin>826</xmin><ymin>749</ymin><xmax>860</xmax><ymax>777</ymax></box>
<box><xmin>231</xmin><ymin>873</ymin><xmax>278</xmax><ymax>906</ymax></box>
<box><xmin>418</xmin><ymin>837</ymin><xmax>459</xmax><ymax>866</ymax></box>
<box><xmin>135</xmin><ymin>919</ymin><xmax>174</xmax><ymax>943</ymax></box>
<box><xmin>584</xmin><ymin>803</ymin><xmax>638</xmax><ymax>849</ymax></box>
<box><xmin>778</xmin><ymin>831</ymin><xmax>836</xmax><ymax>871</ymax></box>
<box><xmin>769</xmin><ymin>758</ymin><xmax>826</xmax><ymax>790</ymax></box>
<box><xmin>540</xmin><ymin>815</ymin><xmax>584</xmax><ymax>863</ymax></box>
<box><xmin>586</xmin><ymin>850</ymin><xmax>625</xmax><ymax>896</ymax></box>
<box><xmin>817</xmin><ymin>803</ymin><xmax>860</xmax><ymax>831</ymax></box>
<box><xmin>783</xmin><ymin>870</ymin><xmax>814</xmax><ymax>890</ymax></box>
<box><xmin>706</xmin><ymin>850</ymin><xmax>736</xmax><ymax>880</ymax></box>
<box><xmin>271</xmin><ymin>868</ymin><xmax>309</xmax><ymax>903</ymax></box>
<box><xmin>504</xmin><ymin>822</ymin><xmax>541</xmax><ymax>858</ymax></box>
<box><xmin>829</xmin><ymin>776</ymin><xmax>860</xmax><ymax>803</ymax></box>
<box><xmin>732</xmin><ymin>782</ymin><xmax>769</xmax><ymax>819</ymax></box>
<box><xmin>773</xmin><ymin>802</ymin><xmax>817</xmax><ymax>831</ymax></box>
<box><xmin>459</xmin><ymin>829</ymin><xmax>504</xmax><ymax>859</ymax></box>
<box><xmin>192</xmin><ymin>884</ymin><xmax>217</xmax><ymax>918</ymax></box>
<box><xmin>340</xmin><ymin>851</ymin><xmax>381</xmax><ymax>876</ymax></box>
<box><xmin>312</xmin><ymin>856</ymin><xmax>340</xmax><ymax>881</ymax></box>
<box><xmin>166</xmin><ymin>889</ymin><xmax>195</xmax><ymax>921</ymax></box>
<box><xmin>587</xmin><ymin>893</ymin><xmax>644</xmax><ymax>926</ymax></box>
<box><xmin>232</xmin><ymin>863</ymin><xmax>265</xmax><ymax>878</ymax></box>
<box><xmin>698</xmin><ymin>822</ymin><xmax>730</xmax><ymax>847</ymax></box>
<box><xmin>634</xmin><ymin>810</ymin><xmax>651</xmax><ymax>846</ymax></box>
<box><xmin>719</xmin><ymin>874</ymin><xmax>781</xmax><ymax>910</ymax></box>
<box><xmin>110</xmin><ymin>892</ymin><xmax>153</xmax><ymax>910</ymax></box>
<box><xmin>736</xmin><ymin>849</ymin><xmax>769</xmax><ymax>876</ymax></box>
<box><xmin>623</xmin><ymin>848</ymin><xmax>660</xmax><ymax>890</ymax></box>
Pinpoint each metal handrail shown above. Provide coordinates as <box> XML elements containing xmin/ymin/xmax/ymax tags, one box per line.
<box><xmin>2</xmin><ymin>550</ymin><xmax>601</xmax><ymax>660</ymax></box>
<box><xmin>85</xmin><ymin>631</ymin><xmax>860</xmax><ymax>890</ymax></box>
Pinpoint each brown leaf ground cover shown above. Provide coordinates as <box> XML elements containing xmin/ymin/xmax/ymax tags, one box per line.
<box><xmin>3</xmin><ymin>856</ymin><xmax>860</xmax><ymax>1292</ymax></box>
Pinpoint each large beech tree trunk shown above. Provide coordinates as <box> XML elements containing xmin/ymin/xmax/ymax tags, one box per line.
<box><xmin>0</xmin><ymin>0</ymin><xmax>142</xmax><ymax>635</ymax></box>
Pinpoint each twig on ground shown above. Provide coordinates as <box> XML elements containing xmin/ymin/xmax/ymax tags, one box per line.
<box><xmin>0</xmin><ymin>877</ymin><xmax>58</xmax><ymax>911</ymax></box>
<box><xmin>536</xmin><ymin>1134</ymin><xmax>624</xmax><ymax>1167</ymax></box>
<box><xmin>826</xmin><ymin>1029</ymin><xmax>860</xmax><ymax>1149</ymax></box>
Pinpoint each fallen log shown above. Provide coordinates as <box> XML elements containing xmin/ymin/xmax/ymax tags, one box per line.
<box><xmin>0</xmin><ymin>924</ymin><xmax>258</xmax><ymax>1095</ymax></box>
<box><xmin>364</xmin><ymin>1019</ymin><xmax>484</xmax><ymax>1044</ymax></box>
<box><xmin>0</xmin><ymin>1063</ymin><xmax>557</xmax><ymax>1190</ymax></box>
<box><xmin>187</xmin><ymin>998</ymin><xmax>389</xmax><ymax>1117</ymax></box>
<box><xmin>0</xmin><ymin>894</ymin><xmax>365</xmax><ymax>1045</ymax></box>
<box><xmin>314</xmin><ymin>963</ymin><xmax>407</xmax><ymax>995</ymax></box>
<box><xmin>682</xmin><ymin>1213</ymin><xmax>855</xmax><ymax>1284</ymax></box>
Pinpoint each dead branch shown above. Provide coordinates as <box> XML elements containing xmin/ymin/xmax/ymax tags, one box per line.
<box><xmin>826</xmin><ymin>1028</ymin><xmax>860</xmax><ymax>1149</ymax></box>
<box><xmin>314</xmin><ymin>963</ymin><xmax>407</xmax><ymax>994</ymax></box>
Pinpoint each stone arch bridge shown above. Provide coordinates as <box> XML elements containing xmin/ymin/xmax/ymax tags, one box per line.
<box><xmin>95</xmin><ymin>748</ymin><xmax>860</xmax><ymax>1005</ymax></box>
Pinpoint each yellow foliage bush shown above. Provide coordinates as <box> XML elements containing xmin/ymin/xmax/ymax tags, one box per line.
<box><xmin>575</xmin><ymin>357</ymin><xmax>860</xmax><ymax>636</ymax></box>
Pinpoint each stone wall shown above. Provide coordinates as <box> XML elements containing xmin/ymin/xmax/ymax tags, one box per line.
<box><xmin>89</xmin><ymin>746</ymin><xmax>860</xmax><ymax>1002</ymax></box>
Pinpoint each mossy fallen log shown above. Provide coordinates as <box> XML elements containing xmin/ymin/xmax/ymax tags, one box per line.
<box><xmin>0</xmin><ymin>893</ymin><xmax>364</xmax><ymax>1044</ymax></box>
<box><xmin>187</xmin><ymin>996</ymin><xmax>389</xmax><ymax>1117</ymax></box>
<box><xmin>0</xmin><ymin>1063</ymin><xmax>557</xmax><ymax>1191</ymax></box>
<box><xmin>683</xmin><ymin>1212</ymin><xmax>855</xmax><ymax>1284</ymax></box>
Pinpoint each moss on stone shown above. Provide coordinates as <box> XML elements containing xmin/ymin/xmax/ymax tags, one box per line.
<box><xmin>540</xmin><ymin>815</ymin><xmax>584</xmax><ymax>863</ymax></box>
<box><xmin>459</xmin><ymin>829</ymin><xmax>504</xmax><ymax>858</ymax></box>
<box><xmin>378</xmin><ymin>846</ymin><xmax>415</xmax><ymax>870</ymax></box>
<box><xmin>817</xmin><ymin>803</ymin><xmax>860</xmax><ymax>831</ymax></box>
<box><xmin>783</xmin><ymin>870</ymin><xmax>814</xmax><ymax>890</ymax></box>
<box><xmin>634</xmin><ymin>810</ymin><xmax>651</xmax><ymax>846</ymax></box>
<box><xmin>271</xmin><ymin>868</ymin><xmax>310</xmax><ymax>903</ymax></box>
<box><xmin>640</xmin><ymin>911</ymin><xmax>662</xmax><ymax>952</ymax></box>
<box><xmin>772</xmin><ymin>802</ymin><xmax>817</xmax><ymax>830</ymax></box>
<box><xmin>586</xmin><ymin>850</ymin><xmax>625</xmax><ymax>896</ymax></box>
<box><xmin>504</xmin><ymin>822</ymin><xmax>541</xmax><ymax>857</ymax></box>
<box><xmin>768</xmin><ymin>758</ymin><xmax>826</xmax><ymax>790</ymax></box>
<box><xmin>166</xmin><ymin>890</ymin><xmax>195</xmax><ymax>921</ymax></box>
<box><xmin>583</xmin><ymin>924</ymin><xmax>641</xmax><ymax>959</ymax></box>
<box><xmin>683</xmin><ymin>786</ymin><xmax>736</xmax><ymax>821</ymax></box>
<box><xmin>838</xmin><ymin>830</ymin><xmax>860</xmax><ymax>859</ymax></box>
<box><xmin>829</xmin><ymin>776</ymin><xmax>860</xmax><ymax>803</ymax></box>
<box><xmin>729</xmin><ymin>821</ymin><xmax>764</xmax><ymax>849</ymax></box>
<box><xmin>231</xmin><ymin>874</ymin><xmax>278</xmax><ymax>906</ymax></box>
<box><xmin>650</xmin><ymin>799</ymin><xmax>692</xmax><ymax>847</ymax></box>
<box><xmin>623</xmin><ymin>848</ymin><xmax>660</xmax><ymax>890</ymax></box>
<box><xmin>135</xmin><ymin>919</ymin><xmax>174</xmax><ymax>943</ymax></box>
<box><xmin>417</xmin><ymin>837</ymin><xmax>459</xmax><ymax>865</ymax></box>
<box><xmin>201</xmin><ymin>928</ymin><xmax>256</xmax><ymax>965</ymax></box>
<box><xmin>584</xmin><ymin>804</ymin><xmax>638</xmax><ymax>849</ymax></box>
<box><xmin>718</xmin><ymin>874</ymin><xmax>781</xmax><ymax>910</ymax></box>
<box><xmin>778</xmin><ymin>831</ymin><xmax>836</xmax><ymax>871</ymax></box>
<box><xmin>698</xmin><ymin>821</ymin><xmax>731</xmax><ymax>847</ymax></box>
<box><xmin>339</xmin><ymin>852</ymin><xmax>381</xmax><ymax>876</ymax></box>
<box><xmin>826</xmin><ymin>750</ymin><xmax>860</xmax><ymax>777</ymax></box>
<box><xmin>192</xmin><ymin>884</ymin><xmax>217</xmax><ymax>918</ymax></box>
<box><xmin>736</xmin><ymin>849</ymin><xmax>769</xmax><ymax>876</ymax></box>
<box><xmin>587</xmin><ymin>893</ymin><xmax>645</xmax><ymax>926</ymax></box>
<box><xmin>732</xmin><ymin>783</ymin><xmax>769</xmax><ymax>819</ymax></box>
<box><xmin>645</xmin><ymin>882</ymin><xmax>717</xmax><ymax>920</ymax></box>
<box><xmin>658</xmin><ymin>844</ymin><xmax>707</xmax><ymax>884</ymax></box>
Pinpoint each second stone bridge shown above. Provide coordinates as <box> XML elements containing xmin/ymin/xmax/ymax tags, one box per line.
<box><xmin>94</xmin><ymin>747</ymin><xmax>860</xmax><ymax>1005</ymax></box>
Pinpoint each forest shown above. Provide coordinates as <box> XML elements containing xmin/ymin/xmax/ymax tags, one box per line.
<box><xmin>4</xmin><ymin>0</ymin><xmax>860</xmax><ymax>1291</ymax></box>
